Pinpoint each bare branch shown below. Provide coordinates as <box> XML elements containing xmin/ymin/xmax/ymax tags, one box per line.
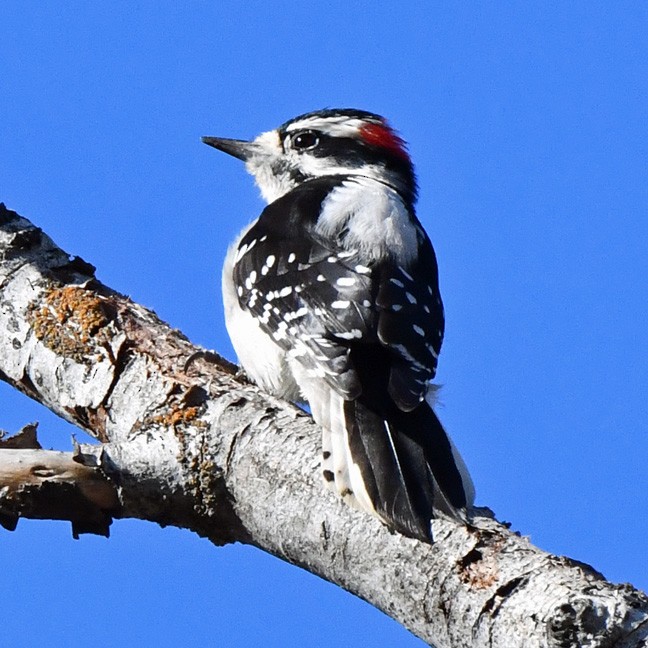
<box><xmin>1</xmin><ymin>203</ymin><xmax>646</xmax><ymax>647</ymax></box>
<box><xmin>0</xmin><ymin>427</ymin><xmax>119</xmax><ymax>537</ymax></box>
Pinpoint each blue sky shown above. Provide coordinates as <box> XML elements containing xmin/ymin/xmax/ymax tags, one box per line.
<box><xmin>1</xmin><ymin>3</ymin><xmax>646</xmax><ymax>646</ymax></box>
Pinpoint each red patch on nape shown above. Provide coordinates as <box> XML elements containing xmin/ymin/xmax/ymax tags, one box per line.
<box><xmin>358</xmin><ymin>121</ymin><xmax>409</xmax><ymax>161</ymax></box>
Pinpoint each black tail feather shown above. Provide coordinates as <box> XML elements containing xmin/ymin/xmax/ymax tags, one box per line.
<box><xmin>343</xmin><ymin>397</ymin><xmax>468</xmax><ymax>543</ymax></box>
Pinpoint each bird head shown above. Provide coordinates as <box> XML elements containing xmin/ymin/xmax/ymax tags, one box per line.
<box><xmin>203</xmin><ymin>109</ymin><xmax>417</xmax><ymax>204</ymax></box>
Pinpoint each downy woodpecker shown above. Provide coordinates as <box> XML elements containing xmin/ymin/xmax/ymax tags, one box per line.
<box><xmin>203</xmin><ymin>109</ymin><xmax>474</xmax><ymax>542</ymax></box>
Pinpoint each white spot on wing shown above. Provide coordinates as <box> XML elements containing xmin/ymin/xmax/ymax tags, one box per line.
<box><xmin>272</xmin><ymin>321</ymin><xmax>288</xmax><ymax>341</ymax></box>
<box><xmin>333</xmin><ymin>329</ymin><xmax>363</xmax><ymax>340</ymax></box>
<box><xmin>235</xmin><ymin>239</ymin><xmax>255</xmax><ymax>263</ymax></box>
<box><xmin>426</xmin><ymin>343</ymin><xmax>439</xmax><ymax>359</ymax></box>
<box><xmin>284</xmin><ymin>306</ymin><xmax>309</xmax><ymax>322</ymax></box>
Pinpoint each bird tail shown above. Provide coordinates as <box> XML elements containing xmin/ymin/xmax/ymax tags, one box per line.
<box><xmin>315</xmin><ymin>386</ymin><xmax>474</xmax><ymax>543</ymax></box>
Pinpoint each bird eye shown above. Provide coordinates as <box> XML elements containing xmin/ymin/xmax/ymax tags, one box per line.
<box><xmin>291</xmin><ymin>130</ymin><xmax>319</xmax><ymax>151</ymax></box>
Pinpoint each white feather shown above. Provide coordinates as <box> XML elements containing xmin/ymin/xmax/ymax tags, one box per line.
<box><xmin>316</xmin><ymin>178</ymin><xmax>418</xmax><ymax>264</ymax></box>
<box><xmin>291</xmin><ymin>363</ymin><xmax>375</xmax><ymax>514</ymax></box>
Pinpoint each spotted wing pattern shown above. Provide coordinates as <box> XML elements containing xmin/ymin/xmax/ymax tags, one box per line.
<box><xmin>234</xmin><ymin>222</ymin><xmax>375</xmax><ymax>400</ymax></box>
<box><xmin>233</xmin><ymin>181</ymin><xmax>445</xmax><ymax>410</ymax></box>
<box><xmin>375</xmin><ymin>228</ymin><xmax>444</xmax><ymax>411</ymax></box>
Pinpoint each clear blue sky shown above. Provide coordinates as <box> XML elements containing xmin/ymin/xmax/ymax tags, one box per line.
<box><xmin>1</xmin><ymin>3</ymin><xmax>646</xmax><ymax>646</ymax></box>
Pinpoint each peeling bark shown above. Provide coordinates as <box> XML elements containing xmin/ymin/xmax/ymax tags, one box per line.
<box><xmin>0</xmin><ymin>203</ymin><xmax>646</xmax><ymax>647</ymax></box>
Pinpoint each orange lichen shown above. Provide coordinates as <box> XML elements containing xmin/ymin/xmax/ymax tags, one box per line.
<box><xmin>28</xmin><ymin>285</ymin><xmax>113</xmax><ymax>362</ymax></box>
<box><xmin>151</xmin><ymin>405</ymin><xmax>201</xmax><ymax>427</ymax></box>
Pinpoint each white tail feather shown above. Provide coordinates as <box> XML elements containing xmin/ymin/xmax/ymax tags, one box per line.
<box><xmin>293</xmin><ymin>363</ymin><xmax>375</xmax><ymax>514</ymax></box>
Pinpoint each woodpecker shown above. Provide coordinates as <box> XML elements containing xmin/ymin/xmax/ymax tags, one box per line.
<box><xmin>203</xmin><ymin>109</ymin><xmax>474</xmax><ymax>542</ymax></box>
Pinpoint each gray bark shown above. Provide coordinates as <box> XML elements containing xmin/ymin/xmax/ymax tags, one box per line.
<box><xmin>0</xmin><ymin>203</ymin><xmax>646</xmax><ymax>648</ymax></box>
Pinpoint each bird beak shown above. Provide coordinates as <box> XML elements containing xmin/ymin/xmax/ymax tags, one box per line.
<box><xmin>201</xmin><ymin>136</ymin><xmax>258</xmax><ymax>161</ymax></box>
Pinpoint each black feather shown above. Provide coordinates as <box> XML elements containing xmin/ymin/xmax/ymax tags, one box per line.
<box><xmin>348</xmin><ymin>346</ymin><xmax>467</xmax><ymax>541</ymax></box>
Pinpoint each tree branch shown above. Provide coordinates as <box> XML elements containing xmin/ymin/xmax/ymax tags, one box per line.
<box><xmin>1</xmin><ymin>203</ymin><xmax>646</xmax><ymax>647</ymax></box>
<box><xmin>0</xmin><ymin>425</ymin><xmax>119</xmax><ymax>537</ymax></box>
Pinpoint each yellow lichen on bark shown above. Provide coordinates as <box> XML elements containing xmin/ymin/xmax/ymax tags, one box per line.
<box><xmin>28</xmin><ymin>285</ymin><xmax>113</xmax><ymax>362</ymax></box>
